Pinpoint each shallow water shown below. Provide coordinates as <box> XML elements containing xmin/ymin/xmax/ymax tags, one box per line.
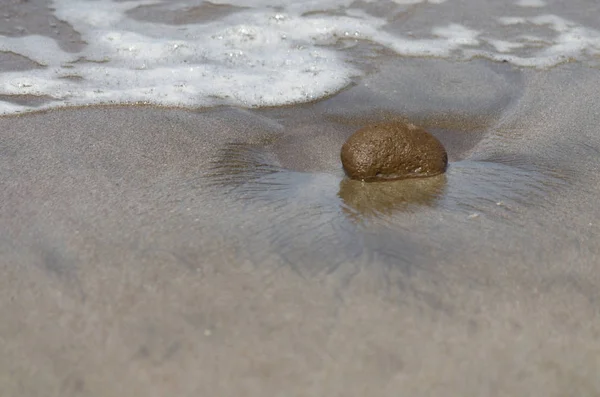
<box><xmin>2</xmin><ymin>0</ymin><xmax>600</xmax><ymax>113</ymax></box>
<box><xmin>2</xmin><ymin>1</ymin><xmax>600</xmax><ymax>396</ymax></box>
<box><xmin>2</xmin><ymin>93</ymin><xmax>599</xmax><ymax>395</ymax></box>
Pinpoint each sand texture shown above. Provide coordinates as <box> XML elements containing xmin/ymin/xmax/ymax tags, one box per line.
<box><xmin>1</xmin><ymin>59</ymin><xmax>600</xmax><ymax>396</ymax></box>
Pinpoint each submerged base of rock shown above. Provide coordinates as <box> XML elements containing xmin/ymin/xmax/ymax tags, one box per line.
<box><xmin>341</xmin><ymin>122</ymin><xmax>448</xmax><ymax>182</ymax></box>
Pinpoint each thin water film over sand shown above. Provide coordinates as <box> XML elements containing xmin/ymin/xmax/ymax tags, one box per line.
<box><xmin>1</xmin><ymin>59</ymin><xmax>600</xmax><ymax>396</ymax></box>
<box><xmin>2</xmin><ymin>0</ymin><xmax>600</xmax><ymax>395</ymax></box>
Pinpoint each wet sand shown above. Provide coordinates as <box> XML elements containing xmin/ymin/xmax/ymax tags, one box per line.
<box><xmin>1</xmin><ymin>59</ymin><xmax>600</xmax><ymax>396</ymax></box>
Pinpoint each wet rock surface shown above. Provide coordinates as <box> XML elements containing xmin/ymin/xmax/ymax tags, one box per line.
<box><xmin>341</xmin><ymin>122</ymin><xmax>448</xmax><ymax>181</ymax></box>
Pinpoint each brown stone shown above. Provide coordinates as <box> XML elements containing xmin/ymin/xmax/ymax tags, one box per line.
<box><xmin>340</xmin><ymin>122</ymin><xmax>448</xmax><ymax>182</ymax></box>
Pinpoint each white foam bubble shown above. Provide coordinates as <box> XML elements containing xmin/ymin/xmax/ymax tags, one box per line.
<box><xmin>515</xmin><ymin>0</ymin><xmax>546</xmax><ymax>7</ymax></box>
<box><xmin>363</xmin><ymin>0</ymin><xmax>423</xmax><ymax>4</ymax></box>
<box><xmin>491</xmin><ymin>14</ymin><xmax>600</xmax><ymax>66</ymax></box>
<box><xmin>486</xmin><ymin>39</ymin><xmax>525</xmax><ymax>53</ymax></box>
<box><xmin>498</xmin><ymin>17</ymin><xmax>527</xmax><ymax>25</ymax></box>
<box><xmin>0</xmin><ymin>35</ymin><xmax>74</xmax><ymax>66</ymax></box>
<box><xmin>1</xmin><ymin>1</ymin><xmax>600</xmax><ymax>114</ymax></box>
<box><xmin>1</xmin><ymin>0</ymin><xmax>380</xmax><ymax>114</ymax></box>
<box><xmin>362</xmin><ymin>0</ymin><xmax>447</xmax><ymax>5</ymax></box>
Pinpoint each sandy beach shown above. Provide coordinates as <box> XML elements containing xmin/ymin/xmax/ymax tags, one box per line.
<box><xmin>1</xmin><ymin>53</ymin><xmax>600</xmax><ymax>396</ymax></box>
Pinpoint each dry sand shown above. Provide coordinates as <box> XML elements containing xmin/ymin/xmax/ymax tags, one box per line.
<box><xmin>1</xmin><ymin>59</ymin><xmax>600</xmax><ymax>396</ymax></box>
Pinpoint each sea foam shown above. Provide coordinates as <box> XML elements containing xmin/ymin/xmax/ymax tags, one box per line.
<box><xmin>1</xmin><ymin>0</ymin><xmax>600</xmax><ymax>114</ymax></box>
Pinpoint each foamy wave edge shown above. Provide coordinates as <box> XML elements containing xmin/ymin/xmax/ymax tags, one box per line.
<box><xmin>1</xmin><ymin>0</ymin><xmax>600</xmax><ymax>114</ymax></box>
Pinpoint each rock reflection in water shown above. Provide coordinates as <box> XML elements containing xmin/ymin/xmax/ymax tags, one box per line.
<box><xmin>338</xmin><ymin>174</ymin><xmax>447</xmax><ymax>221</ymax></box>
